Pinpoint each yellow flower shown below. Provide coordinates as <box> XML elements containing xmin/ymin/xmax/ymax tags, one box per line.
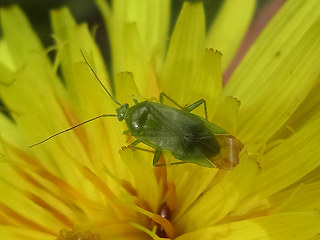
<box><xmin>1</xmin><ymin>0</ymin><xmax>320</xmax><ymax>239</ymax></box>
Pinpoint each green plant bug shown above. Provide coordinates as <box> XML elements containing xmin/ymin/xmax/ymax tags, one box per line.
<box><xmin>30</xmin><ymin>51</ymin><xmax>244</xmax><ymax>169</ymax></box>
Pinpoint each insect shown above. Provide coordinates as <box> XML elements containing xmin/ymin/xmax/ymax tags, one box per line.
<box><xmin>30</xmin><ymin>51</ymin><xmax>243</xmax><ymax>169</ymax></box>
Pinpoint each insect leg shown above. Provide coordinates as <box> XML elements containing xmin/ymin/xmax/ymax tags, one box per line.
<box><xmin>123</xmin><ymin>130</ymin><xmax>130</xmax><ymax>135</ymax></box>
<box><xmin>152</xmin><ymin>149</ymin><xmax>186</xmax><ymax>167</ymax></box>
<box><xmin>131</xmin><ymin>96</ymin><xmax>139</xmax><ymax>105</ymax></box>
<box><xmin>130</xmin><ymin>146</ymin><xmax>155</xmax><ymax>153</ymax></box>
<box><xmin>130</xmin><ymin>139</ymin><xmax>141</xmax><ymax>147</ymax></box>
<box><xmin>159</xmin><ymin>92</ymin><xmax>184</xmax><ymax>109</ymax></box>
<box><xmin>155</xmin><ymin>161</ymin><xmax>186</xmax><ymax>167</ymax></box>
<box><xmin>184</xmin><ymin>99</ymin><xmax>208</xmax><ymax>120</ymax></box>
<box><xmin>153</xmin><ymin>149</ymin><xmax>163</xmax><ymax>166</ymax></box>
<box><xmin>133</xmin><ymin>99</ymin><xmax>139</xmax><ymax>105</ymax></box>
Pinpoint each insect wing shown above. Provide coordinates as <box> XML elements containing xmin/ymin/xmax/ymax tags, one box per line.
<box><xmin>208</xmin><ymin>134</ymin><xmax>244</xmax><ymax>170</ymax></box>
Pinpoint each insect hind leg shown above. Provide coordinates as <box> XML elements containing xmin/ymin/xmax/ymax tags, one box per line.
<box><xmin>128</xmin><ymin>144</ymin><xmax>187</xmax><ymax>167</ymax></box>
<box><xmin>159</xmin><ymin>93</ymin><xmax>208</xmax><ymax>119</ymax></box>
<box><xmin>184</xmin><ymin>99</ymin><xmax>208</xmax><ymax>120</ymax></box>
<box><xmin>159</xmin><ymin>92</ymin><xmax>184</xmax><ymax>109</ymax></box>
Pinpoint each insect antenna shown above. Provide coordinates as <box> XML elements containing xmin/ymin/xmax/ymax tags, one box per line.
<box><xmin>80</xmin><ymin>50</ymin><xmax>121</xmax><ymax>106</ymax></box>
<box><xmin>29</xmin><ymin>114</ymin><xmax>116</xmax><ymax>148</ymax></box>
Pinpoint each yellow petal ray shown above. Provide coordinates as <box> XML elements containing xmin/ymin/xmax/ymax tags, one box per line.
<box><xmin>0</xmin><ymin>6</ymin><xmax>70</xmax><ymax>146</ymax></box>
<box><xmin>271</xmin><ymin>77</ymin><xmax>320</xmax><ymax>141</ymax></box>
<box><xmin>0</xmin><ymin>202</ymin><xmax>56</xmax><ymax>236</ymax></box>
<box><xmin>269</xmin><ymin>181</ymin><xmax>320</xmax><ymax>213</ymax></box>
<box><xmin>113</xmin><ymin>22</ymin><xmax>159</xmax><ymax>98</ymax></box>
<box><xmin>120</xmin><ymin>147</ymin><xmax>161</xmax><ymax>211</ymax></box>
<box><xmin>50</xmin><ymin>8</ymin><xmax>111</xmax><ymax>114</ymax></box>
<box><xmin>94</xmin><ymin>223</ymin><xmax>151</xmax><ymax>240</ymax></box>
<box><xmin>114</xmin><ymin>72</ymin><xmax>140</xmax><ymax>105</ymax></box>
<box><xmin>213</xmin><ymin>96</ymin><xmax>241</xmax><ymax>135</ymax></box>
<box><xmin>175</xmin><ymin>211</ymin><xmax>320</xmax><ymax>240</ymax></box>
<box><xmin>0</xmin><ymin>226</ymin><xmax>54</xmax><ymax>240</ymax></box>
<box><xmin>111</xmin><ymin>0</ymin><xmax>170</xmax><ymax>57</ymax></box>
<box><xmin>225</xmin><ymin>0</ymin><xmax>320</xmax><ymax>144</ymax></box>
<box><xmin>284</xmin><ymin>164</ymin><xmax>320</xmax><ymax>192</ymax></box>
<box><xmin>0</xmin><ymin>150</ymin><xmax>129</xmax><ymax>236</ymax></box>
<box><xmin>309</xmin><ymin>236</ymin><xmax>320</xmax><ymax>240</ymax></box>
<box><xmin>96</xmin><ymin>0</ymin><xmax>170</xmax><ymax>98</ymax></box>
<box><xmin>0</xmin><ymin>40</ymin><xmax>15</xmax><ymax>70</ymax></box>
<box><xmin>9</xmin><ymin>164</ymin><xmax>89</xmax><ymax>217</ymax></box>
<box><xmin>0</xmin><ymin>64</ymin><xmax>25</xmax><ymax>147</ymax></box>
<box><xmin>132</xmin><ymin>205</ymin><xmax>175</xmax><ymax>239</ymax></box>
<box><xmin>174</xmin><ymin>157</ymin><xmax>259</xmax><ymax>233</ymax></box>
<box><xmin>206</xmin><ymin>0</ymin><xmax>256</xmax><ymax>71</ymax></box>
<box><xmin>165</xmin><ymin>154</ymin><xmax>218</xmax><ymax>223</ymax></box>
<box><xmin>251</xmin><ymin>113</ymin><xmax>320</xmax><ymax>199</ymax></box>
<box><xmin>51</xmin><ymin>7</ymin><xmax>129</xmax><ymax>176</ymax></box>
<box><xmin>160</xmin><ymin>2</ymin><xmax>205</xmax><ymax>104</ymax></box>
<box><xmin>23</xmin><ymin>191</ymin><xmax>73</xmax><ymax>227</ymax></box>
<box><xmin>7</xmin><ymin>147</ymin><xmax>105</xmax><ymax>210</ymax></box>
<box><xmin>129</xmin><ymin>222</ymin><xmax>161</xmax><ymax>240</ymax></box>
<box><xmin>192</xmin><ymin>49</ymin><xmax>223</xmax><ymax>119</ymax></box>
<box><xmin>97</xmin><ymin>0</ymin><xmax>171</xmax><ymax>62</ymax></box>
<box><xmin>0</xmin><ymin>6</ymin><xmax>46</xmax><ymax>68</ymax></box>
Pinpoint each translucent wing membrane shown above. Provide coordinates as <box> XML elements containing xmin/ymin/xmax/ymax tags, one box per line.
<box><xmin>209</xmin><ymin>134</ymin><xmax>244</xmax><ymax>170</ymax></box>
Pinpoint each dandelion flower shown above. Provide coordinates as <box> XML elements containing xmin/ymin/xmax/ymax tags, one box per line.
<box><xmin>1</xmin><ymin>0</ymin><xmax>320</xmax><ymax>239</ymax></box>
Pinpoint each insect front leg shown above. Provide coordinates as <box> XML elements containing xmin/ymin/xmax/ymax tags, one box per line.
<box><xmin>184</xmin><ymin>99</ymin><xmax>208</xmax><ymax>120</ymax></box>
<box><xmin>159</xmin><ymin>92</ymin><xmax>184</xmax><ymax>109</ymax></box>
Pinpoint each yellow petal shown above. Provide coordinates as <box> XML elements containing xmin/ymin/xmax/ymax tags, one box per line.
<box><xmin>0</xmin><ymin>6</ymin><xmax>46</xmax><ymax>68</ymax></box>
<box><xmin>51</xmin><ymin>8</ymin><xmax>127</xmax><ymax>174</ymax></box>
<box><xmin>225</xmin><ymin>0</ymin><xmax>320</xmax><ymax>144</ymax></box>
<box><xmin>269</xmin><ymin>181</ymin><xmax>320</xmax><ymax>212</ymax></box>
<box><xmin>213</xmin><ymin>96</ymin><xmax>241</xmax><ymax>135</ymax></box>
<box><xmin>271</xmin><ymin>78</ymin><xmax>320</xmax><ymax>140</ymax></box>
<box><xmin>206</xmin><ymin>0</ymin><xmax>256</xmax><ymax>71</ymax></box>
<box><xmin>50</xmin><ymin>7</ymin><xmax>111</xmax><ymax>114</ymax></box>
<box><xmin>96</xmin><ymin>0</ymin><xmax>170</xmax><ymax>97</ymax></box>
<box><xmin>96</xmin><ymin>0</ymin><xmax>170</xmax><ymax>60</ymax></box>
<box><xmin>166</xmin><ymin>159</ymin><xmax>219</xmax><ymax>223</ymax></box>
<box><xmin>119</xmin><ymin>147</ymin><xmax>161</xmax><ymax>211</ymax></box>
<box><xmin>114</xmin><ymin>72</ymin><xmax>140</xmax><ymax>105</ymax></box>
<box><xmin>160</xmin><ymin>2</ymin><xmax>205</xmax><ymax>104</ymax></box>
<box><xmin>252</xmin><ymin>113</ymin><xmax>320</xmax><ymax>199</ymax></box>
<box><xmin>175</xmin><ymin>157</ymin><xmax>259</xmax><ymax>232</ymax></box>
<box><xmin>0</xmin><ymin>6</ymin><xmax>68</xmax><ymax>147</ymax></box>
<box><xmin>176</xmin><ymin>211</ymin><xmax>320</xmax><ymax>240</ymax></box>
<box><xmin>0</xmin><ymin>226</ymin><xmax>53</xmax><ymax>240</ymax></box>
<box><xmin>193</xmin><ymin>49</ymin><xmax>223</xmax><ymax>119</ymax></box>
<box><xmin>0</xmin><ymin>40</ymin><xmax>15</xmax><ymax>70</ymax></box>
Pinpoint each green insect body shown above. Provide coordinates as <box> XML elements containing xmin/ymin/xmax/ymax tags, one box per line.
<box><xmin>117</xmin><ymin>100</ymin><xmax>243</xmax><ymax>169</ymax></box>
<box><xmin>31</xmin><ymin>51</ymin><xmax>244</xmax><ymax>169</ymax></box>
